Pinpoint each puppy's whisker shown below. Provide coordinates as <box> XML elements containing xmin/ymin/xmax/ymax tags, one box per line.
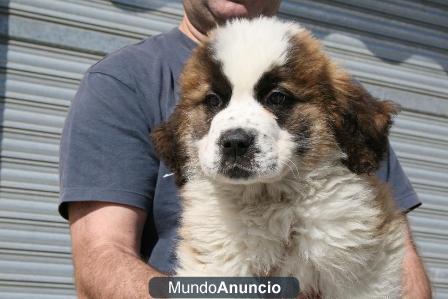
<box><xmin>286</xmin><ymin>158</ymin><xmax>300</xmax><ymax>178</ymax></box>
<box><xmin>280</xmin><ymin>161</ymin><xmax>297</xmax><ymax>179</ymax></box>
<box><xmin>281</xmin><ymin>159</ymin><xmax>299</xmax><ymax>179</ymax></box>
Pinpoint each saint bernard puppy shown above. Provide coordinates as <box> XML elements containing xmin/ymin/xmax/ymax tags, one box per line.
<box><xmin>152</xmin><ymin>17</ymin><xmax>406</xmax><ymax>298</ymax></box>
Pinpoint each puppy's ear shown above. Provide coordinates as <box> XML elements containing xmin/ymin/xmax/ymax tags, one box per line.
<box><xmin>329</xmin><ymin>78</ymin><xmax>399</xmax><ymax>174</ymax></box>
<box><xmin>151</xmin><ymin>118</ymin><xmax>187</xmax><ymax>186</ymax></box>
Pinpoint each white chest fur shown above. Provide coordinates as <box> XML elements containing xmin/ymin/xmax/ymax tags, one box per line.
<box><xmin>175</xmin><ymin>165</ymin><xmax>405</xmax><ymax>298</ymax></box>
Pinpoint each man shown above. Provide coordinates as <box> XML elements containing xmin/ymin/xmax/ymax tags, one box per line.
<box><xmin>59</xmin><ymin>1</ymin><xmax>431</xmax><ymax>298</ymax></box>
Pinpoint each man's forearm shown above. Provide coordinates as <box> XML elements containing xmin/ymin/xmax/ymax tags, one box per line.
<box><xmin>402</xmin><ymin>221</ymin><xmax>432</xmax><ymax>298</ymax></box>
<box><xmin>74</xmin><ymin>244</ymin><xmax>163</xmax><ymax>299</ymax></box>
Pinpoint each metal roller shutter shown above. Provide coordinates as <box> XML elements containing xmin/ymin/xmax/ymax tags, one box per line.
<box><xmin>0</xmin><ymin>0</ymin><xmax>446</xmax><ymax>298</ymax></box>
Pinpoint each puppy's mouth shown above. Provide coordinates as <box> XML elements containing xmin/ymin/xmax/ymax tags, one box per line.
<box><xmin>215</xmin><ymin>160</ymin><xmax>286</xmax><ymax>184</ymax></box>
<box><xmin>219</xmin><ymin>163</ymin><xmax>254</xmax><ymax>179</ymax></box>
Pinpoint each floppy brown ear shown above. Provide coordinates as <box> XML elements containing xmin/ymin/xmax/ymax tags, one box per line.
<box><xmin>329</xmin><ymin>79</ymin><xmax>399</xmax><ymax>174</ymax></box>
<box><xmin>151</xmin><ymin>119</ymin><xmax>187</xmax><ymax>186</ymax></box>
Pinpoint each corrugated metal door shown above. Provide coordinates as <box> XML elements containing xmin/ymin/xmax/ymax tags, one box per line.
<box><xmin>0</xmin><ymin>0</ymin><xmax>446</xmax><ymax>298</ymax></box>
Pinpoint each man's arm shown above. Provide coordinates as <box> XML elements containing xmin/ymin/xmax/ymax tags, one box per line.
<box><xmin>69</xmin><ymin>201</ymin><xmax>164</xmax><ymax>299</ymax></box>
<box><xmin>402</xmin><ymin>218</ymin><xmax>432</xmax><ymax>299</ymax></box>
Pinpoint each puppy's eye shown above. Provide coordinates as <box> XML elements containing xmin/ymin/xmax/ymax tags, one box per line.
<box><xmin>205</xmin><ymin>92</ymin><xmax>222</xmax><ymax>108</ymax></box>
<box><xmin>265</xmin><ymin>91</ymin><xmax>288</xmax><ymax>107</ymax></box>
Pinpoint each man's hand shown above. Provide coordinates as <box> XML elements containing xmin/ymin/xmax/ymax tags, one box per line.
<box><xmin>403</xmin><ymin>218</ymin><xmax>432</xmax><ymax>298</ymax></box>
<box><xmin>69</xmin><ymin>201</ymin><xmax>164</xmax><ymax>299</ymax></box>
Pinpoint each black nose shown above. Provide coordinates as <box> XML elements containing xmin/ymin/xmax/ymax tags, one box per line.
<box><xmin>220</xmin><ymin>129</ymin><xmax>254</xmax><ymax>159</ymax></box>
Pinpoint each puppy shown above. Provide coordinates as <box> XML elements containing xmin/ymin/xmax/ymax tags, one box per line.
<box><xmin>152</xmin><ymin>17</ymin><xmax>405</xmax><ymax>298</ymax></box>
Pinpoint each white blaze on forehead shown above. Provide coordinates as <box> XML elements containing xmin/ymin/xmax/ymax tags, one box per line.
<box><xmin>212</xmin><ymin>17</ymin><xmax>303</xmax><ymax>94</ymax></box>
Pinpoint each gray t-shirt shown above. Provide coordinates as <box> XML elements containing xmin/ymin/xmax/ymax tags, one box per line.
<box><xmin>59</xmin><ymin>27</ymin><xmax>421</xmax><ymax>274</ymax></box>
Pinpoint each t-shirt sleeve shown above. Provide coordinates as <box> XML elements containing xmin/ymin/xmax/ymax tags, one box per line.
<box><xmin>376</xmin><ymin>144</ymin><xmax>421</xmax><ymax>213</ymax></box>
<box><xmin>58</xmin><ymin>71</ymin><xmax>159</xmax><ymax>219</ymax></box>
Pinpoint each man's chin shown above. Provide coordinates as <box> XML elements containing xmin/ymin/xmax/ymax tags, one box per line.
<box><xmin>208</xmin><ymin>0</ymin><xmax>251</xmax><ymax>21</ymax></box>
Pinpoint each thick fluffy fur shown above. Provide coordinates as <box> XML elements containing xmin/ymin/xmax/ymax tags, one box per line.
<box><xmin>152</xmin><ymin>17</ymin><xmax>405</xmax><ymax>298</ymax></box>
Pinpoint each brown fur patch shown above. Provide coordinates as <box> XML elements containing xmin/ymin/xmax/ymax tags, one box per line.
<box><xmin>283</xmin><ymin>30</ymin><xmax>399</xmax><ymax>174</ymax></box>
<box><xmin>180</xmin><ymin>42</ymin><xmax>232</xmax><ymax>139</ymax></box>
<box><xmin>326</xmin><ymin>73</ymin><xmax>399</xmax><ymax>174</ymax></box>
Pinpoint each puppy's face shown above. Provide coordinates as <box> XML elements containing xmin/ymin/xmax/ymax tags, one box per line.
<box><xmin>153</xmin><ymin>18</ymin><xmax>397</xmax><ymax>186</ymax></box>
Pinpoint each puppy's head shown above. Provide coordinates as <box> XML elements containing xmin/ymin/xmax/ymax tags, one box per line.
<box><xmin>152</xmin><ymin>17</ymin><xmax>398</xmax><ymax>186</ymax></box>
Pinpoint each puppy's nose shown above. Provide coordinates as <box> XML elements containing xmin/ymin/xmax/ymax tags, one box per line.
<box><xmin>220</xmin><ymin>129</ymin><xmax>254</xmax><ymax>159</ymax></box>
